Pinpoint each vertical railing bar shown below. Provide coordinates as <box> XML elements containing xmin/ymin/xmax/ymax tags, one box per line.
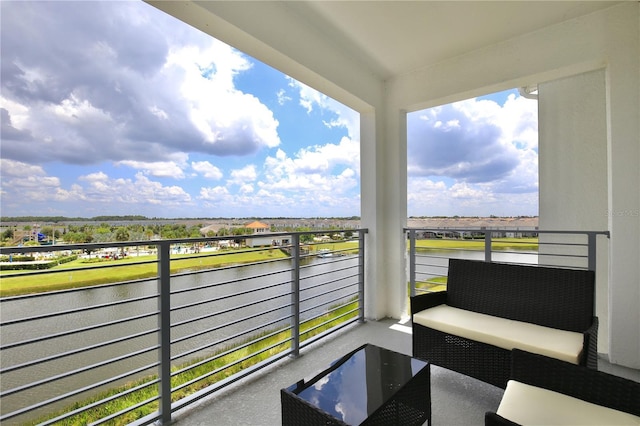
<box><xmin>409</xmin><ymin>229</ymin><xmax>417</xmax><ymax>297</ymax></box>
<box><xmin>157</xmin><ymin>241</ymin><xmax>172</xmax><ymax>425</ymax></box>
<box><xmin>290</xmin><ymin>234</ymin><xmax>300</xmax><ymax>357</ymax></box>
<box><xmin>484</xmin><ymin>231</ymin><xmax>492</xmax><ymax>262</ymax></box>
<box><xmin>358</xmin><ymin>230</ymin><xmax>365</xmax><ymax>322</ymax></box>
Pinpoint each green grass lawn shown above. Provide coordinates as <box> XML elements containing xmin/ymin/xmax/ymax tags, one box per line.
<box><xmin>414</xmin><ymin>237</ymin><xmax>538</xmax><ymax>251</ymax></box>
<box><xmin>0</xmin><ymin>248</ymin><xmax>289</xmax><ymax>296</ymax></box>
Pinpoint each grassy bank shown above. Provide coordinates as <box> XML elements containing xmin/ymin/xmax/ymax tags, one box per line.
<box><xmin>0</xmin><ymin>248</ymin><xmax>290</xmax><ymax>297</ymax></box>
<box><xmin>415</xmin><ymin>276</ymin><xmax>448</xmax><ymax>293</ymax></box>
<box><xmin>414</xmin><ymin>237</ymin><xmax>538</xmax><ymax>251</ymax></box>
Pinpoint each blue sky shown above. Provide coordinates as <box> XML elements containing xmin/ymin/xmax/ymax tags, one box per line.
<box><xmin>0</xmin><ymin>1</ymin><xmax>538</xmax><ymax>219</ymax></box>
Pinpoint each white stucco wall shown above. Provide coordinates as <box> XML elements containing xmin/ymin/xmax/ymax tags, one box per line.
<box><xmin>538</xmin><ymin>69</ymin><xmax>609</xmax><ymax>354</ymax></box>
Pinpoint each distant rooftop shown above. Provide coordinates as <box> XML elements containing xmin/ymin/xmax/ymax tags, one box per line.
<box><xmin>407</xmin><ymin>217</ymin><xmax>538</xmax><ymax>230</ymax></box>
<box><xmin>197</xmin><ymin>217</ymin><xmax>539</xmax><ymax>234</ymax></box>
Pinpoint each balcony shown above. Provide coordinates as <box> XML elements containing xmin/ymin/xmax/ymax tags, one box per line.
<box><xmin>169</xmin><ymin>317</ymin><xmax>639</xmax><ymax>425</ymax></box>
<box><xmin>3</xmin><ymin>228</ymin><xmax>636</xmax><ymax>425</ymax></box>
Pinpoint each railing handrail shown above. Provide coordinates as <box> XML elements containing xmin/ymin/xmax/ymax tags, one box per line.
<box><xmin>406</xmin><ymin>227</ymin><xmax>610</xmax><ymax>298</ymax></box>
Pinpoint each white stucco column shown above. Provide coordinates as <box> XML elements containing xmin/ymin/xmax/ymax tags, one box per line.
<box><xmin>382</xmin><ymin>107</ymin><xmax>409</xmax><ymax>319</ymax></box>
<box><xmin>360</xmin><ymin>110</ymin><xmax>383</xmax><ymax>319</ymax></box>
<box><xmin>360</xmin><ymin>105</ymin><xmax>408</xmax><ymax>320</ymax></box>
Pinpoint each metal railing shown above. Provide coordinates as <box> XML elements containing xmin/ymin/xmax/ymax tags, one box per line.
<box><xmin>0</xmin><ymin>230</ymin><xmax>366</xmax><ymax>425</ymax></box>
<box><xmin>406</xmin><ymin>228</ymin><xmax>610</xmax><ymax>297</ymax></box>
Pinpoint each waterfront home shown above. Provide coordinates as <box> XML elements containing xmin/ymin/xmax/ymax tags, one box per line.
<box><xmin>245</xmin><ymin>220</ymin><xmax>274</xmax><ymax>247</ymax></box>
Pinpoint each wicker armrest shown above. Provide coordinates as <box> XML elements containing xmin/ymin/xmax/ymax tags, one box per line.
<box><xmin>583</xmin><ymin>316</ymin><xmax>599</xmax><ymax>369</ymax></box>
<box><xmin>510</xmin><ymin>349</ymin><xmax>640</xmax><ymax>416</ymax></box>
<box><xmin>410</xmin><ymin>291</ymin><xmax>448</xmax><ymax>314</ymax></box>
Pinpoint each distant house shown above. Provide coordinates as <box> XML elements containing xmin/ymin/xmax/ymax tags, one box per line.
<box><xmin>245</xmin><ymin>221</ymin><xmax>273</xmax><ymax>247</ymax></box>
<box><xmin>245</xmin><ymin>221</ymin><xmax>270</xmax><ymax>234</ymax></box>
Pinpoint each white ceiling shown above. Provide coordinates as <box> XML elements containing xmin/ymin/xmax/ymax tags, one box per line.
<box><xmin>286</xmin><ymin>1</ymin><xmax>620</xmax><ymax>80</ymax></box>
<box><xmin>149</xmin><ymin>0</ymin><xmax>621</xmax><ymax>102</ymax></box>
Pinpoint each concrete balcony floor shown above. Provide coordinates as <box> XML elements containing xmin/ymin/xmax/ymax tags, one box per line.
<box><xmin>172</xmin><ymin>318</ymin><xmax>640</xmax><ymax>426</ymax></box>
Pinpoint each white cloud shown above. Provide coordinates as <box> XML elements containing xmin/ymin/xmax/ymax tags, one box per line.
<box><xmin>1</xmin><ymin>96</ymin><xmax>30</xmax><ymax>129</ymax></box>
<box><xmin>229</xmin><ymin>165</ymin><xmax>257</xmax><ymax>185</ymax></box>
<box><xmin>289</xmin><ymin>78</ymin><xmax>359</xmax><ymax>140</ymax></box>
<box><xmin>262</xmin><ymin>137</ymin><xmax>359</xmax><ymax>195</ymax></box>
<box><xmin>1</xmin><ymin>159</ymin><xmax>47</xmax><ymax>178</ymax></box>
<box><xmin>191</xmin><ymin>161</ymin><xmax>223</xmax><ymax>180</ymax></box>
<box><xmin>76</xmin><ymin>172</ymin><xmax>192</xmax><ymax>205</ymax></box>
<box><xmin>52</xmin><ymin>93</ymin><xmax>111</xmax><ymax>123</ymax></box>
<box><xmin>239</xmin><ymin>183</ymin><xmax>254</xmax><ymax>194</ymax></box>
<box><xmin>149</xmin><ymin>105</ymin><xmax>168</xmax><ymax>120</ymax></box>
<box><xmin>450</xmin><ymin>182</ymin><xmax>490</xmax><ymax>200</ymax></box>
<box><xmin>277</xmin><ymin>89</ymin><xmax>291</xmax><ymax>105</ymax></box>
<box><xmin>185</xmin><ymin>134</ymin><xmax>362</xmax><ymax>217</ymax></box>
<box><xmin>1</xmin><ymin>167</ymin><xmax>193</xmax><ymax>216</ymax></box>
<box><xmin>117</xmin><ymin>158</ymin><xmax>187</xmax><ymax>179</ymax></box>
<box><xmin>198</xmin><ymin>185</ymin><xmax>231</xmax><ymax>202</ymax></box>
<box><xmin>168</xmin><ymin>40</ymin><xmax>281</xmax><ymax>155</ymax></box>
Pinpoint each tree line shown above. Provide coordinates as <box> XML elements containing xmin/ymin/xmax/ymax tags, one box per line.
<box><xmin>1</xmin><ymin>222</ymin><xmax>355</xmax><ymax>246</ymax></box>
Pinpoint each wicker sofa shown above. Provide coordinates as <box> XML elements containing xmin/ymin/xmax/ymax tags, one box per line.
<box><xmin>485</xmin><ymin>349</ymin><xmax>640</xmax><ymax>425</ymax></box>
<box><xmin>410</xmin><ymin>258</ymin><xmax>597</xmax><ymax>388</ymax></box>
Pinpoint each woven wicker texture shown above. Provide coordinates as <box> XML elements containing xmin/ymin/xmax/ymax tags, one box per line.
<box><xmin>446</xmin><ymin>259</ymin><xmax>595</xmax><ymax>332</ymax></box>
<box><xmin>413</xmin><ymin>323</ymin><xmax>512</xmax><ymax>388</ymax></box>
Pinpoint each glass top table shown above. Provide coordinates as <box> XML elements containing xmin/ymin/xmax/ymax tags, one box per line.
<box><xmin>281</xmin><ymin>344</ymin><xmax>431</xmax><ymax>425</ymax></box>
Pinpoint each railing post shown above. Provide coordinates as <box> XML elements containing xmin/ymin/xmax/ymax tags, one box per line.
<box><xmin>358</xmin><ymin>230</ymin><xmax>365</xmax><ymax>322</ymax></box>
<box><xmin>587</xmin><ymin>232</ymin><xmax>597</xmax><ymax>272</ymax></box>
<box><xmin>409</xmin><ymin>229</ymin><xmax>416</xmax><ymax>297</ymax></box>
<box><xmin>157</xmin><ymin>241</ymin><xmax>172</xmax><ymax>425</ymax></box>
<box><xmin>484</xmin><ymin>232</ymin><xmax>492</xmax><ymax>262</ymax></box>
<box><xmin>290</xmin><ymin>234</ymin><xmax>300</xmax><ymax>357</ymax></box>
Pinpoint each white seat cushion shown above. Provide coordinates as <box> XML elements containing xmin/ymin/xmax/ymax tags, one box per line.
<box><xmin>413</xmin><ymin>304</ymin><xmax>583</xmax><ymax>364</ymax></box>
<box><xmin>497</xmin><ymin>380</ymin><xmax>640</xmax><ymax>425</ymax></box>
